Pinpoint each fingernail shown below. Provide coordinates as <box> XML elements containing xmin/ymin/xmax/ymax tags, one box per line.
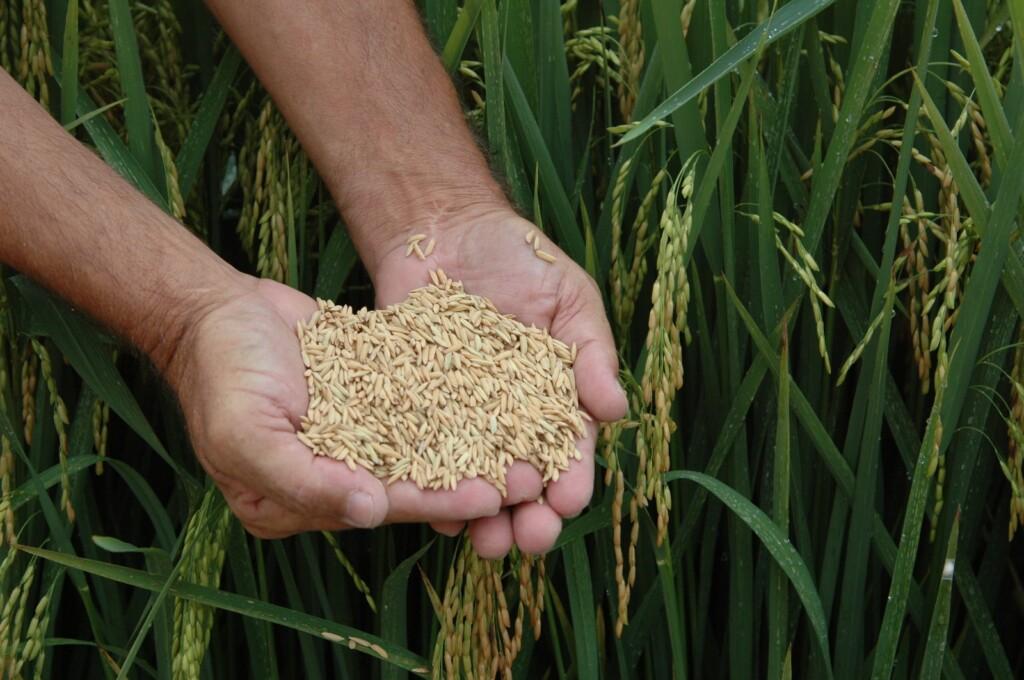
<box><xmin>344</xmin><ymin>492</ymin><xmax>376</xmax><ymax>528</ymax></box>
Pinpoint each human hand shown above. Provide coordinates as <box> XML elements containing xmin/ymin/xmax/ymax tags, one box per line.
<box><xmin>370</xmin><ymin>208</ymin><xmax>628</xmax><ymax>557</ymax></box>
<box><xmin>163</xmin><ymin>275</ymin><xmax>508</xmax><ymax>538</ymax></box>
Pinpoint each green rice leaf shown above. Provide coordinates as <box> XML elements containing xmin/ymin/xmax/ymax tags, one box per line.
<box><xmin>176</xmin><ymin>45</ymin><xmax>243</xmax><ymax>200</ymax></box>
<box><xmin>918</xmin><ymin>512</ymin><xmax>960</xmax><ymax>680</ymax></box>
<box><xmin>17</xmin><ymin>544</ymin><xmax>432</xmax><ymax>675</ymax></box>
<box><xmin>621</xmin><ymin>0</ymin><xmax>835</xmax><ymax>144</ymax></box>
<box><xmin>664</xmin><ymin>471</ymin><xmax>833</xmax><ymax>678</ymax></box>
<box><xmin>381</xmin><ymin>541</ymin><xmax>435</xmax><ymax>680</ymax></box>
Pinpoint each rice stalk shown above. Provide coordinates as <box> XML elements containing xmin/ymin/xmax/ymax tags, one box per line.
<box><xmin>435</xmin><ymin>541</ymin><xmax>531</xmax><ymax>679</ymax></box>
<box><xmin>30</xmin><ymin>340</ymin><xmax>72</xmax><ymax>523</ymax></box>
<box><xmin>612</xmin><ymin>165</ymin><xmax>670</xmax><ymax>341</ymax></box>
<box><xmin>171</xmin><ymin>487</ymin><xmax>232</xmax><ymax>680</ymax></box>
<box><xmin>609</xmin><ymin>158</ymin><xmax>632</xmax><ymax>336</ymax></box>
<box><xmin>680</xmin><ymin>0</ymin><xmax>697</xmax><ymax>38</ymax></box>
<box><xmin>765</xmin><ymin>213</ymin><xmax>834</xmax><ymax>373</ymax></box>
<box><xmin>12</xmin><ymin>572</ymin><xmax>54</xmax><ymax>680</ymax></box>
<box><xmin>1006</xmin><ymin>325</ymin><xmax>1024</xmax><ymax>540</ymax></box>
<box><xmin>14</xmin><ymin>0</ymin><xmax>52</xmax><ymax>108</ymax></box>
<box><xmin>91</xmin><ymin>397</ymin><xmax>109</xmax><ymax>475</ymax></box>
<box><xmin>20</xmin><ymin>346</ymin><xmax>36</xmax><ymax>445</ymax></box>
<box><xmin>0</xmin><ymin>556</ymin><xmax>35</xmax><ymax>678</ymax></box>
<box><xmin>0</xmin><ymin>438</ymin><xmax>15</xmax><ymax>547</ymax></box>
<box><xmin>616</xmin><ymin>0</ymin><xmax>642</xmax><ymax>120</ymax></box>
<box><xmin>236</xmin><ymin>95</ymin><xmax>305</xmax><ymax>282</ymax></box>
<box><xmin>321</xmin><ymin>531</ymin><xmax>376</xmax><ymax>612</ymax></box>
<box><xmin>78</xmin><ymin>0</ymin><xmax>191</xmax><ymax>148</ymax></box>
<box><xmin>640</xmin><ymin>158</ymin><xmax>697</xmax><ymax>546</ymax></box>
<box><xmin>567</xmin><ymin>27</ymin><xmax>622</xmax><ymax>106</ymax></box>
<box><xmin>901</xmin><ymin>189</ymin><xmax>933</xmax><ymax>393</ymax></box>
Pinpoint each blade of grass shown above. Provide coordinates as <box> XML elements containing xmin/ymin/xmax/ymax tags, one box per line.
<box><xmin>955</xmin><ymin>563</ymin><xmax>1014</xmax><ymax>680</ymax></box>
<box><xmin>10</xmin><ymin>454</ymin><xmax>99</xmax><ymax>512</ymax></box>
<box><xmin>768</xmin><ymin>330</ymin><xmax>791</xmax><ymax>680</ymax></box>
<box><xmin>0</xmin><ymin>404</ymin><xmax>114</xmax><ymax>680</ymax></box>
<box><xmin>59</xmin><ymin>0</ymin><xmax>79</xmax><ymax>127</ymax></box>
<box><xmin>441</xmin><ymin>0</ymin><xmax>483</xmax><ymax>72</ymax></box>
<box><xmin>227</xmin><ymin>525</ymin><xmax>278</xmax><ymax>679</ymax></box>
<box><xmin>10</xmin><ymin>277</ymin><xmax>191</xmax><ymax>486</ymax></box>
<box><xmin>271</xmin><ymin>540</ymin><xmax>323</xmax><ymax>677</ymax></box>
<box><xmin>919</xmin><ymin>512</ymin><xmax>960</xmax><ymax>680</ymax></box>
<box><xmin>107</xmin><ymin>0</ymin><xmax>157</xmax><ymax>179</ymax></box>
<box><xmin>534</xmin><ymin>0</ymin><xmax>573</xmax><ymax>193</ymax></box>
<box><xmin>924</xmin><ymin>107</ymin><xmax>1024</xmax><ymax>457</ymax></box>
<box><xmin>664</xmin><ymin>471</ymin><xmax>833</xmax><ymax>678</ymax></box>
<box><xmin>380</xmin><ymin>541</ymin><xmax>434</xmax><ymax>680</ymax></box>
<box><xmin>17</xmin><ymin>544</ymin><xmax>432</xmax><ymax>675</ymax></box>
<box><xmin>504</xmin><ymin>62</ymin><xmax>584</xmax><ymax>261</ymax></box>
<box><xmin>562</xmin><ymin>539</ymin><xmax>598</xmax><ymax>680</ymax></box>
<box><xmin>951</xmin><ymin>0</ymin><xmax>1012</xmax><ymax>168</ymax></box>
<box><xmin>176</xmin><ymin>45</ymin><xmax>242</xmax><ymax>200</ymax></box>
<box><xmin>620</xmin><ymin>0</ymin><xmax>835</xmax><ymax>145</ymax></box>
<box><xmin>63</xmin><ymin>99</ymin><xmax>127</xmax><ymax>132</ymax></box>
<box><xmin>49</xmin><ymin>48</ymin><xmax>166</xmax><ymax>208</ymax></box>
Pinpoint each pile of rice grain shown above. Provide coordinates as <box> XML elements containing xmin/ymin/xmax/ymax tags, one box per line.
<box><xmin>296</xmin><ymin>270</ymin><xmax>586</xmax><ymax>495</ymax></box>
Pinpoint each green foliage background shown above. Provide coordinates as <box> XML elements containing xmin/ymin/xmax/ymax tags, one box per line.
<box><xmin>1</xmin><ymin>0</ymin><xmax>1023</xmax><ymax>678</ymax></box>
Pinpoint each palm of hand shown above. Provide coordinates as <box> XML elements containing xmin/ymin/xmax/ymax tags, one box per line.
<box><xmin>176</xmin><ymin>278</ymin><xmax>510</xmax><ymax>538</ymax></box>
<box><xmin>373</xmin><ymin>213</ymin><xmax>626</xmax><ymax>556</ymax></box>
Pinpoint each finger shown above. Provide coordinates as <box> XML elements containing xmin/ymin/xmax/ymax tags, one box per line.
<box><xmin>550</xmin><ymin>276</ymin><xmax>628</xmax><ymax>422</ymax></box>
<box><xmin>431</xmin><ymin>520</ymin><xmax>466</xmax><ymax>536</ymax></box>
<box><xmin>512</xmin><ymin>501</ymin><xmax>562</xmax><ymax>555</ymax></box>
<box><xmin>544</xmin><ymin>419</ymin><xmax>597</xmax><ymax>518</ymax></box>
<box><xmin>468</xmin><ymin>510</ymin><xmax>514</xmax><ymax>559</ymax></box>
<box><xmin>502</xmin><ymin>461</ymin><xmax>544</xmax><ymax>506</ymax></box>
<box><xmin>386</xmin><ymin>477</ymin><xmax>502</xmax><ymax>524</ymax></box>
<box><xmin>230</xmin><ymin>427</ymin><xmax>391</xmax><ymax>529</ymax></box>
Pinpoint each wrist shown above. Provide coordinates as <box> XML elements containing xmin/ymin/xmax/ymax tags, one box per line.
<box><xmin>335</xmin><ymin>172</ymin><xmax>516</xmax><ymax>275</ymax></box>
<box><xmin>139</xmin><ymin>265</ymin><xmax>255</xmax><ymax>392</ymax></box>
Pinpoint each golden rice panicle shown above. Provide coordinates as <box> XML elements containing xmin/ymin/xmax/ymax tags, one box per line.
<box><xmin>172</xmin><ymin>488</ymin><xmax>232</xmax><ymax>680</ymax></box>
<box><xmin>236</xmin><ymin>95</ymin><xmax>306</xmax><ymax>282</ymax></box>
<box><xmin>616</xmin><ymin>0</ymin><xmax>643</xmax><ymax>120</ymax></box>
<box><xmin>0</xmin><ymin>555</ymin><xmax>36</xmax><ymax>679</ymax></box>
<box><xmin>15</xmin><ymin>0</ymin><xmax>53</xmax><ymax>107</ymax></box>
<box><xmin>901</xmin><ymin>191</ymin><xmax>932</xmax><ymax>394</ymax></box>
<box><xmin>640</xmin><ymin>158</ymin><xmax>697</xmax><ymax>547</ymax></box>
<box><xmin>621</xmin><ymin>168</ymin><xmax>670</xmax><ymax>332</ymax></box>
<box><xmin>435</xmin><ymin>541</ymin><xmax>529</xmax><ymax>678</ymax></box>
<box><xmin>0</xmin><ymin>437</ymin><xmax>14</xmax><ymax>547</ymax></box>
<box><xmin>322</xmin><ymin>530</ymin><xmax>375</xmax><ymax>611</ymax></box>
<box><xmin>92</xmin><ymin>396</ymin><xmax>110</xmax><ymax>475</ymax></box>
<box><xmin>297</xmin><ymin>272</ymin><xmax>585</xmax><ymax>494</ymax></box>
<box><xmin>20</xmin><ymin>345</ymin><xmax>37</xmax><ymax>445</ymax></box>
<box><xmin>31</xmin><ymin>340</ymin><xmax>73</xmax><ymax>523</ymax></box>
<box><xmin>13</xmin><ymin>573</ymin><xmax>54</xmax><ymax>678</ymax></box>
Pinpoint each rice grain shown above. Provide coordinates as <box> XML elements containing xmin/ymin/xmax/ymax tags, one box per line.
<box><xmin>297</xmin><ymin>271</ymin><xmax>584</xmax><ymax>492</ymax></box>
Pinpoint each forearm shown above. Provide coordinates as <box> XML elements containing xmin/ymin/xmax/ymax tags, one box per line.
<box><xmin>204</xmin><ymin>0</ymin><xmax>511</xmax><ymax>270</ymax></box>
<box><xmin>0</xmin><ymin>69</ymin><xmax>247</xmax><ymax>380</ymax></box>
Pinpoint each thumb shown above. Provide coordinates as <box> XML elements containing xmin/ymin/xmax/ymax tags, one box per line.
<box><xmin>256</xmin><ymin>435</ymin><xmax>390</xmax><ymax>529</ymax></box>
<box><xmin>552</xmin><ymin>277</ymin><xmax>628</xmax><ymax>422</ymax></box>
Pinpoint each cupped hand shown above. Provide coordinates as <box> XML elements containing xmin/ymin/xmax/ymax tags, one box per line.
<box><xmin>371</xmin><ymin>208</ymin><xmax>628</xmax><ymax>557</ymax></box>
<box><xmin>166</xmin><ymin>275</ymin><xmax>508</xmax><ymax>538</ymax></box>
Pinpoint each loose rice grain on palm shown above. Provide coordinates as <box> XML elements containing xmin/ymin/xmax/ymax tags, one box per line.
<box><xmin>297</xmin><ymin>271</ymin><xmax>584</xmax><ymax>493</ymax></box>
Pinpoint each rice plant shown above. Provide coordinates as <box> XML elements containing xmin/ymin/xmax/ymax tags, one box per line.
<box><xmin>1</xmin><ymin>0</ymin><xmax>1023</xmax><ymax>678</ymax></box>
